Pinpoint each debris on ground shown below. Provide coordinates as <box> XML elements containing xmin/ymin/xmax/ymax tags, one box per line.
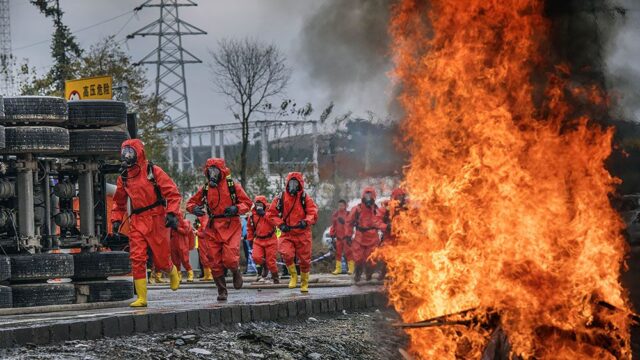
<box><xmin>0</xmin><ymin>310</ymin><xmax>407</xmax><ymax>359</ymax></box>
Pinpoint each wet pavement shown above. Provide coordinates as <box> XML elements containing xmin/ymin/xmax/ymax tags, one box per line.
<box><xmin>0</xmin><ymin>281</ymin><xmax>383</xmax><ymax>331</ymax></box>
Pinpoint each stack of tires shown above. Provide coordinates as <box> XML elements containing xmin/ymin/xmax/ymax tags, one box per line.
<box><xmin>0</xmin><ymin>96</ymin><xmax>69</xmax><ymax>155</ymax></box>
<box><xmin>73</xmin><ymin>252</ymin><xmax>133</xmax><ymax>304</ymax></box>
<box><xmin>9</xmin><ymin>254</ymin><xmax>76</xmax><ymax>307</ymax></box>
<box><xmin>66</xmin><ymin>100</ymin><xmax>129</xmax><ymax>158</ymax></box>
<box><xmin>0</xmin><ymin>96</ymin><xmax>133</xmax><ymax>307</ymax></box>
<box><xmin>65</xmin><ymin>100</ymin><xmax>132</xmax><ymax>303</ymax></box>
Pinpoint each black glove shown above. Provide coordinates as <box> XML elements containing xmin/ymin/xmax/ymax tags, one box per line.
<box><xmin>224</xmin><ymin>205</ymin><xmax>239</xmax><ymax>217</ymax></box>
<box><xmin>298</xmin><ymin>220</ymin><xmax>307</xmax><ymax>229</ymax></box>
<box><xmin>346</xmin><ymin>236</ymin><xmax>352</xmax><ymax>246</ymax></box>
<box><xmin>112</xmin><ymin>221</ymin><xmax>122</xmax><ymax>234</ymax></box>
<box><xmin>165</xmin><ymin>213</ymin><xmax>179</xmax><ymax>229</ymax></box>
<box><xmin>279</xmin><ymin>224</ymin><xmax>291</xmax><ymax>233</ymax></box>
<box><xmin>192</xmin><ymin>206</ymin><xmax>206</xmax><ymax>217</ymax></box>
<box><xmin>337</xmin><ymin>217</ymin><xmax>345</xmax><ymax>225</ymax></box>
<box><xmin>256</xmin><ymin>208</ymin><xmax>266</xmax><ymax>216</ymax></box>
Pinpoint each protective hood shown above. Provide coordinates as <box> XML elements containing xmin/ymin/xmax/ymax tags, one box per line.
<box><xmin>121</xmin><ymin>139</ymin><xmax>146</xmax><ymax>166</ymax></box>
<box><xmin>391</xmin><ymin>188</ymin><xmax>406</xmax><ymax>200</ymax></box>
<box><xmin>361</xmin><ymin>186</ymin><xmax>377</xmax><ymax>200</ymax></box>
<box><xmin>203</xmin><ymin>158</ymin><xmax>231</xmax><ymax>180</ymax></box>
<box><xmin>285</xmin><ymin>172</ymin><xmax>305</xmax><ymax>191</ymax></box>
<box><xmin>254</xmin><ymin>195</ymin><xmax>269</xmax><ymax>207</ymax></box>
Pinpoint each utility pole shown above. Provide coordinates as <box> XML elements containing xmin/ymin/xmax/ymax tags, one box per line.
<box><xmin>0</xmin><ymin>0</ymin><xmax>13</xmax><ymax>96</ymax></box>
<box><xmin>127</xmin><ymin>0</ymin><xmax>206</xmax><ymax>170</ymax></box>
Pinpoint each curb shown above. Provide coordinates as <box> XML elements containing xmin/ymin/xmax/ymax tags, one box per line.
<box><xmin>0</xmin><ymin>290</ymin><xmax>387</xmax><ymax>348</ymax></box>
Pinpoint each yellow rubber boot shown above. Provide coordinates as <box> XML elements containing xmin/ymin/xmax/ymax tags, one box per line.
<box><xmin>347</xmin><ymin>261</ymin><xmax>355</xmax><ymax>275</ymax></box>
<box><xmin>300</xmin><ymin>272</ymin><xmax>310</xmax><ymax>293</ymax></box>
<box><xmin>187</xmin><ymin>270</ymin><xmax>194</xmax><ymax>282</ymax></box>
<box><xmin>154</xmin><ymin>271</ymin><xmax>165</xmax><ymax>283</ymax></box>
<box><xmin>129</xmin><ymin>279</ymin><xmax>148</xmax><ymax>307</ymax></box>
<box><xmin>287</xmin><ymin>264</ymin><xmax>298</xmax><ymax>289</ymax></box>
<box><xmin>203</xmin><ymin>268</ymin><xmax>213</xmax><ymax>281</ymax></box>
<box><xmin>169</xmin><ymin>266</ymin><xmax>181</xmax><ymax>291</ymax></box>
<box><xmin>331</xmin><ymin>261</ymin><xmax>342</xmax><ymax>275</ymax></box>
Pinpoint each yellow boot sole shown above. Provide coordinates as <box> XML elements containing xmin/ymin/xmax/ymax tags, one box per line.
<box><xmin>129</xmin><ymin>298</ymin><xmax>147</xmax><ymax>307</ymax></box>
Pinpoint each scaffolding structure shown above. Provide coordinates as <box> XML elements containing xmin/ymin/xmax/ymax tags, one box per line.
<box><xmin>0</xmin><ymin>0</ymin><xmax>13</xmax><ymax>96</ymax></box>
<box><xmin>127</xmin><ymin>0</ymin><xmax>206</xmax><ymax>171</ymax></box>
<box><xmin>169</xmin><ymin>120</ymin><xmax>320</xmax><ymax>183</ymax></box>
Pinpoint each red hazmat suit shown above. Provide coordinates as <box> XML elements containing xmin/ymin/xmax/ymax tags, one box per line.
<box><xmin>186</xmin><ymin>158</ymin><xmax>252</xmax><ymax>278</ymax></box>
<box><xmin>329</xmin><ymin>208</ymin><xmax>352</xmax><ymax>261</ymax></box>
<box><xmin>382</xmin><ymin>188</ymin><xmax>408</xmax><ymax>246</ymax></box>
<box><xmin>111</xmin><ymin>139</ymin><xmax>182</xmax><ymax>280</ymax></box>
<box><xmin>266</xmin><ymin>172</ymin><xmax>318</xmax><ymax>273</ymax></box>
<box><xmin>247</xmin><ymin>195</ymin><xmax>278</xmax><ymax>274</ymax></box>
<box><xmin>347</xmin><ymin>187</ymin><xmax>387</xmax><ymax>266</ymax></box>
<box><xmin>170</xmin><ymin>218</ymin><xmax>194</xmax><ymax>271</ymax></box>
<box><xmin>195</xmin><ymin>216</ymin><xmax>211</xmax><ymax>269</ymax></box>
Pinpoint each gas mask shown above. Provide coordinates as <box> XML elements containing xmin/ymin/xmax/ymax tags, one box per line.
<box><xmin>255</xmin><ymin>202</ymin><xmax>265</xmax><ymax>216</ymax></box>
<box><xmin>287</xmin><ymin>179</ymin><xmax>300</xmax><ymax>195</ymax></box>
<box><xmin>362</xmin><ymin>192</ymin><xmax>375</xmax><ymax>207</ymax></box>
<box><xmin>120</xmin><ymin>146</ymin><xmax>137</xmax><ymax>168</ymax></box>
<box><xmin>207</xmin><ymin>166</ymin><xmax>222</xmax><ymax>187</ymax></box>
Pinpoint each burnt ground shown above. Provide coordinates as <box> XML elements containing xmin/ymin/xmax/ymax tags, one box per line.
<box><xmin>0</xmin><ymin>309</ymin><xmax>408</xmax><ymax>360</ymax></box>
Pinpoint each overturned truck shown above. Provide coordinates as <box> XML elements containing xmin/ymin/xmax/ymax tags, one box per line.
<box><xmin>0</xmin><ymin>96</ymin><xmax>133</xmax><ymax>308</ymax></box>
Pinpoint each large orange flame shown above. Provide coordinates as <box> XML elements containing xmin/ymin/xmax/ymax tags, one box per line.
<box><xmin>379</xmin><ymin>0</ymin><xmax>631</xmax><ymax>358</ymax></box>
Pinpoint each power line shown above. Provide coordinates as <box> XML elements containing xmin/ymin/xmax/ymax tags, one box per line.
<box><xmin>13</xmin><ymin>9</ymin><xmax>133</xmax><ymax>51</ymax></box>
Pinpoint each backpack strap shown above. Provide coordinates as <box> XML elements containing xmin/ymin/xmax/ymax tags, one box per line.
<box><xmin>276</xmin><ymin>193</ymin><xmax>284</xmax><ymax>218</ymax></box>
<box><xmin>130</xmin><ymin>162</ymin><xmax>167</xmax><ymax>215</ymax></box>
<box><xmin>226</xmin><ymin>176</ymin><xmax>237</xmax><ymax>204</ymax></box>
<box><xmin>202</xmin><ymin>184</ymin><xmax>211</xmax><ymax>215</ymax></box>
<box><xmin>300</xmin><ymin>192</ymin><xmax>307</xmax><ymax>215</ymax></box>
<box><xmin>278</xmin><ymin>191</ymin><xmax>308</xmax><ymax>225</ymax></box>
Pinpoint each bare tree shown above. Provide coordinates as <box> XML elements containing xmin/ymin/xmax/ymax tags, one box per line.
<box><xmin>209</xmin><ymin>38</ymin><xmax>291</xmax><ymax>185</ymax></box>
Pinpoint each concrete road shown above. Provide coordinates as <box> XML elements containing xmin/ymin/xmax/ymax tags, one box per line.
<box><xmin>0</xmin><ymin>283</ymin><xmax>383</xmax><ymax>330</ymax></box>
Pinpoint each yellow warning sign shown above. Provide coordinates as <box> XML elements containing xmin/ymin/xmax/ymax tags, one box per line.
<box><xmin>65</xmin><ymin>76</ymin><xmax>113</xmax><ymax>101</ymax></box>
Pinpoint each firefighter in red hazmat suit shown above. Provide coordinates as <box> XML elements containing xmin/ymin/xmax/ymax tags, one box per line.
<box><xmin>111</xmin><ymin>139</ymin><xmax>183</xmax><ymax>307</ymax></box>
<box><xmin>194</xmin><ymin>216</ymin><xmax>214</xmax><ymax>281</ymax></box>
<box><xmin>266</xmin><ymin>172</ymin><xmax>318</xmax><ymax>292</ymax></box>
<box><xmin>170</xmin><ymin>217</ymin><xmax>195</xmax><ymax>282</ymax></box>
<box><xmin>347</xmin><ymin>187</ymin><xmax>388</xmax><ymax>283</ymax></box>
<box><xmin>247</xmin><ymin>195</ymin><xmax>279</xmax><ymax>284</ymax></box>
<box><xmin>329</xmin><ymin>199</ymin><xmax>353</xmax><ymax>275</ymax></box>
<box><xmin>186</xmin><ymin>158</ymin><xmax>252</xmax><ymax>301</ymax></box>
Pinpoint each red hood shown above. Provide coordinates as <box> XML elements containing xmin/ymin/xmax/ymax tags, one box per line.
<box><xmin>361</xmin><ymin>186</ymin><xmax>377</xmax><ymax>200</ymax></box>
<box><xmin>122</xmin><ymin>139</ymin><xmax>146</xmax><ymax>166</ymax></box>
<box><xmin>203</xmin><ymin>158</ymin><xmax>231</xmax><ymax>180</ymax></box>
<box><xmin>254</xmin><ymin>195</ymin><xmax>269</xmax><ymax>206</ymax></box>
<box><xmin>286</xmin><ymin>172</ymin><xmax>305</xmax><ymax>191</ymax></box>
<box><xmin>391</xmin><ymin>188</ymin><xmax>406</xmax><ymax>200</ymax></box>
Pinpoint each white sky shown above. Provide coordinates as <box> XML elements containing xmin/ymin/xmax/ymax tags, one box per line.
<box><xmin>8</xmin><ymin>0</ymin><xmax>388</xmax><ymax>127</ymax></box>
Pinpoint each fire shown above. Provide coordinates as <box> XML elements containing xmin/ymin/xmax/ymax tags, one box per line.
<box><xmin>378</xmin><ymin>0</ymin><xmax>632</xmax><ymax>358</ymax></box>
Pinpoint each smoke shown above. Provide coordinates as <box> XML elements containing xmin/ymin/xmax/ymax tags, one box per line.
<box><xmin>297</xmin><ymin>0</ymin><xmax>398</xmax><ymax>117</ymax></box>
<box><xmin>603</xmin><ymin>0</ymin><xmax>640</xmax><ymax>122</ymax></box>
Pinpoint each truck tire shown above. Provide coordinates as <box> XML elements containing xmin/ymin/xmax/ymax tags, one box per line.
<box><xmin>0</xmin><ymin>286</ymin><xmax>11</xmax><ymax>308</ymax></box>
<box><xmin>0</xmin><ymin>256</ymin><xmax>9</xmax><ymax>282</ymax></box>
<box><xmin>10</xmin><ymin>253</ymin><xmax>74</xmax><ymax>282</ymax></box>
<box><xmin>75</xmin><ymin>280</ymin><xmax>133</xmax><ymax>303</ymax></box>
<box><xmin>0</xmin><ymin>125</ymin><xmax>6</xmax><ymax>149</ymax></box>
<box><xmin>2</xmin><ymin>126</ymin><xmax>69</xmax><ymax>154</ymax></box>
<box><xmin>1</xmin><ymin>96</ymin><xmax>67</xmax><ymax>125</ymax></box>
<box><xmin>11</xmin><ymin>283</ymin><xmax>75</xmax><ymax>307</ymax></box>
<box><xmin>66</xmin><ymin>129</ymin><xmax>127</xmax><ymax>157</ymax></box>
<box><xmin>67</xmin><ymin>100</ymin><xmax>127</xmax><ymax>128</ymax></box>
<box><xmin>72</xmin><ymin>251</ymin><xmax>131</xmax><ymax>280</ymax></box>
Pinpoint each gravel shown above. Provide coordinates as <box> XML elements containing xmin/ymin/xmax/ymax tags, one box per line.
<box><xmin>0</xmin><ymin>309</ymin><xmax>407</xmax><ymax>360</ymax></box>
